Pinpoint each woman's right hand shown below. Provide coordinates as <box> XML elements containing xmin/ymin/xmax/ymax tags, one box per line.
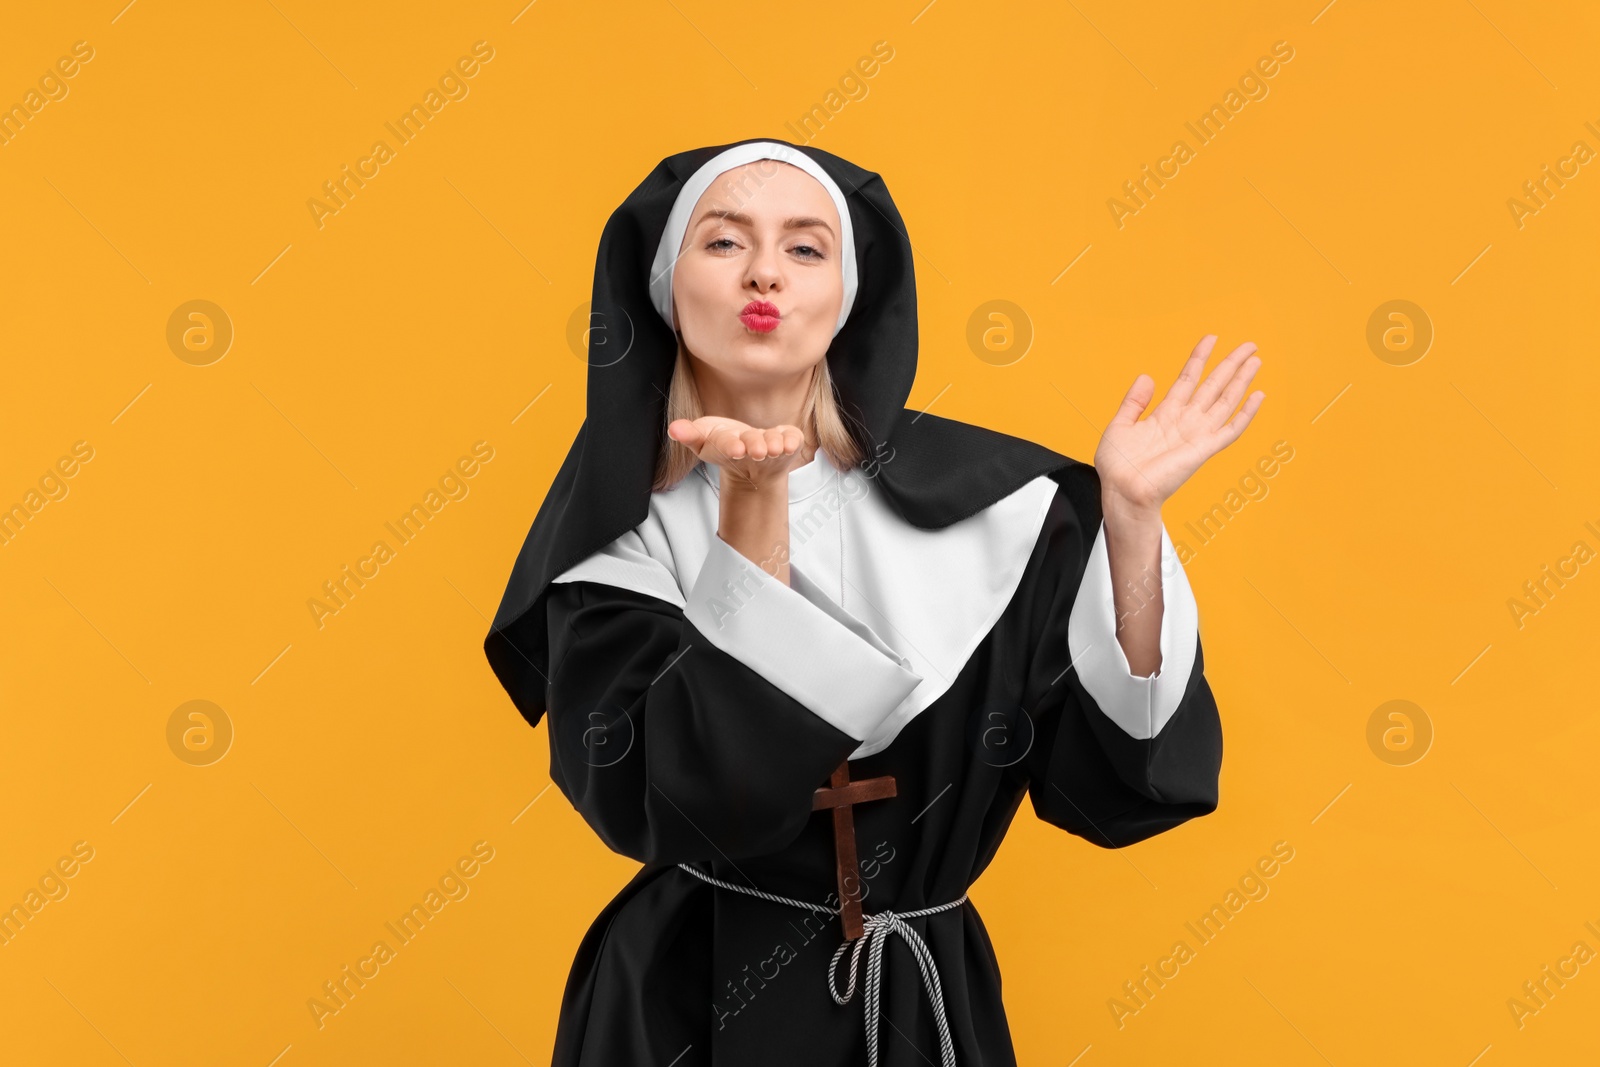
<box><xmin>667</xmin><ymin>417</ymin><xmax>811</xmax><ymax>494</ymax></box>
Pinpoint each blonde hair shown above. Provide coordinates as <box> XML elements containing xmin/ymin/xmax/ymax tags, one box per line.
<box><xmin>654</xmin><ymin>332</ymin><xmax>865</xmax><ymax>490</ymax></box>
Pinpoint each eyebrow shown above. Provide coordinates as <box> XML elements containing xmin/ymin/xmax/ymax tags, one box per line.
<box><xmin>695</xmin><ymin>208</ymin><xmax>835</xmax><ymax>239</ymax></box>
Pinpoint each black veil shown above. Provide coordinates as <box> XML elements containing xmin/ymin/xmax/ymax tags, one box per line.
<box><xmin>483</xmin><ymin>136</ymin><xmax>1093</xmax><ymax>730</ymax></box>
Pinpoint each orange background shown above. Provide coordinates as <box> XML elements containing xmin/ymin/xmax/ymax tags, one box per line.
<box><xmin>3</xmin><ymin>1</ymin><xmax>1597</xmax><ymax>1063</ymax></box>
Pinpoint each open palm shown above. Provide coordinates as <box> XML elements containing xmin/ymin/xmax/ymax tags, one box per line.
<box><xmin>666</xmin><ymin>415</ymin><xmax>810</xmax><ymax>490</ymax></box>
<box><xmin>1094</xmin><ymin>334</ymin><xmax>1265</xmax><ymax>511</ymax></box>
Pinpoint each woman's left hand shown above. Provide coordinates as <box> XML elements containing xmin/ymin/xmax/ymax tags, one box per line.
<box><xmin>1094</xmin><ymin>334</ymin><xmax>1266</xmax><ymax>515</ymax></box>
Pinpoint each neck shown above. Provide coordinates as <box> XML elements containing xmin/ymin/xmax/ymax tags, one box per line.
<box><xmin>688</xmin><ymin>351</ymin><xmax>821</xmax><ymax>464</ymax></box>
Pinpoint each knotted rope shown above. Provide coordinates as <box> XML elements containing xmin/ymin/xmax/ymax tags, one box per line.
<box><xmin>677</xmin><ymin>861</ymin><xmax>967</xmax><ymax>1067</ymax></box>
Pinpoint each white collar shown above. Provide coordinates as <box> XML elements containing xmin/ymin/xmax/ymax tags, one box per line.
<box><xmin>552</xmin><ymin>448</ymin><xmax>1060</xmax><ymax>758</ymax></box>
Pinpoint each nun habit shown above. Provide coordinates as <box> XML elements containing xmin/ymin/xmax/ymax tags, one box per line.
<box><xmin>483</xmin><ymin>137</ymin><xmax>1223</xmax><ymax>1067</ymax></box>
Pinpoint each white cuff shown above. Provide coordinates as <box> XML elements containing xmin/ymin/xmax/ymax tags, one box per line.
<box><xmin>684</xmin><ymin>535</ymin><xmax>924</xmax><ymax>742</ymax></box>
<box><xmin>1067</xmin><ymin>519</ymin><xmax>1199</xmax><ymax>741</ymax></box>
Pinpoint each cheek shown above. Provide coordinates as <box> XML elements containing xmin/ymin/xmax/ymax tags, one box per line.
<box><xmin>673</xmin><ymin>265</ymin><xmax>720</xmax><ymax>324</ymax></box>
<box><xmin>808</xmin><ymin>271</ymin><xmax>844</xmax><ymax>324</ymax></box>
<box><xmin>673</xmin><ymin>269</ymin><xmax>743</xmax><ymax>354</ymax></box>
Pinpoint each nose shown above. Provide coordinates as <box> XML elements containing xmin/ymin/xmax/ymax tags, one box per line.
<box><xmin>744</xmin><ymin>242</ymin><xmax>782</xmax><ymax>294</ymax></box>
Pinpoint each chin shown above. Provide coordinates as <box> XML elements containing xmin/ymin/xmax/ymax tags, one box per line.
<box><xmin>714</xmin><ymin>336</ymin><xmax>814</xmax><ymax>375</ymax></box>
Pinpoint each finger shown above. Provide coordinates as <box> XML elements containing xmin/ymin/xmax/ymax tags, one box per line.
<box><xmin>1206</xmin><ymin>353</ymin><xmax>1262</xmax><ymax>428</ymax></box>
<box><xmin>1164</xmin><ymin>334</ymin><xmax>1218</xmax><ymax>406</ymax></box>
<box><xmin>742</xmin><ymin>428</ymin><xmax>771</xmax><ymax>461</ymax></box>
<box><xmin>1110</xmin><ymin>374</ymin><xmax>1156</xmax><ymax>427</ymax></box>
<box><xmin>710</xmin><ymin>423</ymin><xmax>745</xmax><ymax>460</ymax></box>
<box><xmin>1191</xmin><ymin>341</ymin><xmax>1258</xmax><ymax>411</ymax></box>
<box><xmin>667</xmin><ymin>418</ymin><xmax>706</xmax><ymax>455</ymax></box>
<box><xmin>764</xmin><ymin>427</ymin><xmax>785</xmax><ymax>458</ymax></box>
<box><xmin>705</xmin><ymin>418</ymin><xmax>752</xmax><ymax>462</ymax></box>
<box><xmin>1213</xmin><ymin>391</ymin><xmax>1265</xmax><ymax>449</ymax></box>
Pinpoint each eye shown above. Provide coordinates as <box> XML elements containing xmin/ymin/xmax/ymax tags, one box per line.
<box><xmin>792</xmin><ymin>243</ymin><xmax>826</xmax><ymax>260</ymax></box>
<box><xmin>706</xmin><ymin>237</ymin><xmax>739</xmax><ymax>252</ymax></box>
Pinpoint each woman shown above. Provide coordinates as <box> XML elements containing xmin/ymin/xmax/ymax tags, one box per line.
<box><xmin>485</xmin><ymin>138</ymin><xmax>1263</xmax><ymax>1067</ymax></box>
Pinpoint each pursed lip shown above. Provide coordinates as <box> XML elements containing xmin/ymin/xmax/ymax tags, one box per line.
<box><xmin>739</xmin><ymin>300</ymin><xmax>781</xmax><ymax>332</ymax></box>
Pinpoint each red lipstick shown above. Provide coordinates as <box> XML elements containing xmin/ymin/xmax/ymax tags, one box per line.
<box><xmin>739</xmin><ymin>299</ymin><xmax>781</xmax><ymax>333</ymax></box>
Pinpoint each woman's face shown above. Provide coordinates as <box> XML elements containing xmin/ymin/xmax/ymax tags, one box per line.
<box><xmin>671</xmin><ymin>161</ymin><xmax>844</xmax><ymax>388</ymax></box>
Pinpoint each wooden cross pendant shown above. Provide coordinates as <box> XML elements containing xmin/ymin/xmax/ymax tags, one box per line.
<box><xmin>812</xmin><ymin>757</ymin><xmax>896</xmax><ymax>940</ymax></box>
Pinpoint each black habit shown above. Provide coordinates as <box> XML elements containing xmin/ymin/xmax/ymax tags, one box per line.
<box><xmin>483</xmin><ymin>137</ymin><xmax>1223</xmax><ymax>1066</ymax></box>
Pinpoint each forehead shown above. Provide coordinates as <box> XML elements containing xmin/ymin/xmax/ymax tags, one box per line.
<box><xmin>689</xmin><ymin>160</ymin><xmax>839</xmax><ymax>227</ymax></box>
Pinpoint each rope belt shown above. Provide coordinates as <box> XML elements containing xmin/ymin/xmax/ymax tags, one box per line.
<box><xmin>677</xmin><ymin>861</ymin><xmax>968</xmax><ymax>1067</ymax></box>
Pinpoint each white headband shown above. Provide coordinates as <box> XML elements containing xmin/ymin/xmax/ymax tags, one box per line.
<box><xmin>648</xmin><ymin>141</ymin><xmax>858</xmax><ymax>338</ymax></box>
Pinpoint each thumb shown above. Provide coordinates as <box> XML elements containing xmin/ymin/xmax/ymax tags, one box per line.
<box><xmin>1109</xmin><ymin>374</ymin><xmax>1155</xmax><ymax>427</ymax></box>
<box><xmin>667</xmin><ymin>419</ymin><xmax>705</xmax><ymax>454</ymax></box>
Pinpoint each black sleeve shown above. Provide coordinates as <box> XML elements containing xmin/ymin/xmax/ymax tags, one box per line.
<box><xmin>541</xmin><ymin>579</ymin><xmax>886</xmax><ymax>866</ymax></box>
<box><xmin>1019</xmin><ymin>477</ymin><xmax>1223</xmax><ymax>849</ymax></box>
